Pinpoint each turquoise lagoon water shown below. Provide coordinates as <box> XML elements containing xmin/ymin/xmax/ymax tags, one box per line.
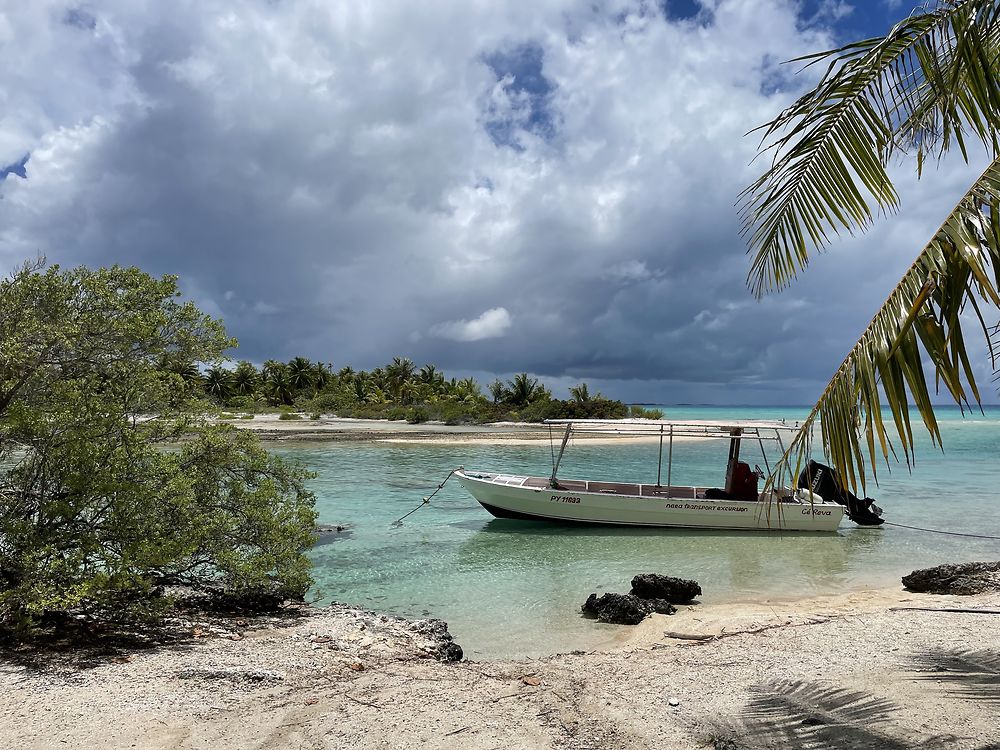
<box><xmin>282</xmin><ymin>406</ymin><xmax>1000</xmax><ymax>659</ymax></box>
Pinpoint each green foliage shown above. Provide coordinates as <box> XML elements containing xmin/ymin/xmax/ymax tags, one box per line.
<box><xmin>405</xmin><ymin>406</ymin><xmax>429</xmax><ymax>424</ymax></box>
<box><xmin>506</xmin><ymin>372</ymin><xmax>549</xmax><ymax>407</ymax></box>
<box><xmin>384</xmin><ymin>405</ymin><xmax>409</xmax><ymax>421</ymax></box>
<box><xmin>200</xmin><ymin>355</ymin><xmax>640</xmax><ymax>427</ymax></box>
<box><xmin>628</xmin><ymin>405</ymin><xmax>664</xmax><ymax>419</ymax></box>
<box><xmin>437</xmin><ymin>401</ymin><xmax>479</xmax><ymax>425</ymax></box>
<box><xmin>0</xmin><ymin>260</ymin><xmax>317</xmax><ymax>636</ymax></box>
<box><xmin>520</xmin><ymin>397</ymin><xmax>631</xmax><ymax>422</ymax></box>
<box><xmin>278</xmin><ymin>410</ymin><xmax>303</xmax><ymax>421</ymax></box>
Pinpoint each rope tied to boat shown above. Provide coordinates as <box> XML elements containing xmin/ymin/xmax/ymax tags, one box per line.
<box><xmin>390</xmin><ymin>467</ymin><xmax>462</xmax><ymax>527</ymax></box>
<box><xmin>882</xmin><ymin>520</ymin><xmax>1000</xmax><ymax>540</ymax></box>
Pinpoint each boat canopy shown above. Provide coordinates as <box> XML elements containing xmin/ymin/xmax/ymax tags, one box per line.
<box><xmin>541</xmin><ymin>418</ymin><xmax>805</xmax><ymax>488</ymax></box>
<box><xmin>541</xmin><ymin>418</ymin><xmax>802</xmax><ymax>440</ymax></box>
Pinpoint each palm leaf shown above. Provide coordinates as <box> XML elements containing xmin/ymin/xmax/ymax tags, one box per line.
<box><xmin>741</xmin><ymin>0</ymin><xmax>1000</xmax><ymax>297</ymax></box>
<box><xmin>770</xmin><ymin>156</ymin><xmax>1000</xmax><ymax>494</ymax></box>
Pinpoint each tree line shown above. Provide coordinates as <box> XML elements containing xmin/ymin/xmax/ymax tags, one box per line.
<box><xmin>177</xmin><ymin>356</ymin><xmax>663</xmax><ymax>423</ymax></box>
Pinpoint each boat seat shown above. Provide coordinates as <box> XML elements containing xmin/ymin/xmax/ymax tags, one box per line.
<box><xmin>640</xmin><ymin>485</ymin><xmax>699</xmax><ymax>499</ymax></box>
<box><xmin>553</xmin><ymin>479</ymin><xmax>587</xmax><ymax>492</ymax></box>
<box><xmin>523</xmin><ymin>477</ymin><xmax>550</xmax><ymax>488</ymax></box>
<box><xmin>587</xmin><ymin>481</ymin><xmax>640</xmax><ymax>496</ymax></box>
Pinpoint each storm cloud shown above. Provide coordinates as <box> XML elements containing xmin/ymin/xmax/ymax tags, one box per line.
<box><xmin>0</xmin><ymin>1</ymin><xmax>992</xmax><ymax>404</ymax></box>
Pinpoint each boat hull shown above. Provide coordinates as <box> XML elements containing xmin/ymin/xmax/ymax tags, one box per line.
<box><xmin>457</xmin><ymin>471</ymin><xmax>844</xmax><ymax>532</ymax></box>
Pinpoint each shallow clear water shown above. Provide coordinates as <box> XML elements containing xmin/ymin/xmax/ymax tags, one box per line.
<box><xmin>280</xmin><ymin>406</ymin><xmax>1000</xmax><ymax>659</ymax></box>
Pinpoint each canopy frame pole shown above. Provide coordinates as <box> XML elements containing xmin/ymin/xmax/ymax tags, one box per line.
<box><xmin>656</xmin><ymin>425</ymin><xmax>664</xmax><ymax>487</ymax></box>
<box><xmin>549</xmin><ymin>424</ymin><xmax>572</xmax><ymax>487</ymax></box>
<box><xmin>725</xmin><ymin>427</ymin><xmax>743</xmax><ymax>494</ymax></box>
<box><xmin>756</xmin><ymin>430</ymin><xmax>772</xmax><ymax>477</ymax></box>
<box><xmin>666</xmin><ymin>425</ymin><xmax>674</xmax><ymax>492</ymax></box>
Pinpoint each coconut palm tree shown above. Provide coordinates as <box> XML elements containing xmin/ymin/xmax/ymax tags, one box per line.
<box><xmin>385</xmin><ymin>357</ymin><xmax>416</xmax><ymax>401</ymax></box>
<box><xmin>231</xmin><ymin>361</ymin><xmax>259</xmax><ymax>397</ymax></box>
<box><xmin>507</xmin><ymin>373</ymin><xmax>547</xmax><ymax>407</ymax></box>
<box><xmin>569</xmin><ymin>383</ymin><xmax>592</xmax><ymax>403</ymax></box>
<box><xmin>311</xmin><ymin>361</ymin><xmax>333</xmax><ymax>394</ymax></box>
<box><xmin>488</xmin><ymin>378</ymin><xmax>508</xmax><ymax>404</ymax></box>
<box><xmin>203</xmin><ymin>366</ymin><xmax>233</xmax><ymax>403</ymax></box>
<box><xmin>455</xmin><ymin>377</ymin><xmax>482</xmax><ymax>402</ymax></box>
<box><xmin>261</xmin><ymin>361</ymin><xmax>294</xmax><ymax>406</ymax></box>
<box><xmin>286</xmin><ymin>356</ymin><xmax>315</xmax><ymax>394</ymax></box>
<box><xmin>740</xmin><ymin>0</ymin><xmax>1000</xmax><ymax>492</ymax></box>
<box><xmin>351</xmin><ymin>374</ymin><xmax>371</xmax><ymax>404</ymax></box>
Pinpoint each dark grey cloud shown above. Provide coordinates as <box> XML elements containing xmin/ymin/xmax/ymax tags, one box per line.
<box><xmin>1</xmin><ymin>0</ymin><xmax>991</xmax><ymax>404</ymax></box>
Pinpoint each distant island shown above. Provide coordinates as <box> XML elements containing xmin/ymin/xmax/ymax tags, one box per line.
<box><xmin>177</xmin><ymin>355</ymin><xmax>664</xmax><ymax>424</ymax></box>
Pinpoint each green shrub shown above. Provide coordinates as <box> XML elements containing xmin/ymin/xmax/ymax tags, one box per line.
<box><xmin>0</xmin><ymin>261</ymin><xmax>317</xmax><ymax>637</ymax></box>
<box><xmin>405</xmin><ymin>406</ymin><xmax>429</xmax><ymax>424</ymax></box>
<box><xmin>278</xmin><ymin>411</ymin><xmax>303</xmax><ymax>421</ymax></box>
<box><xmin>628</xmin><ymin>405</ymin><xmax>664</xmax><ymax>419</ymax></box>
<box><xmin>347</xmin><ymin>403</ymin><xmax>391</xmax><ymax>420</ymax></box>
<box><xmin>218</xmin><ymin>412</ymin><xmax>237</xmax><ymax>420</ymax></box>
<box><xmin>437</xmin><ymin>402</ymin><xmax>477</xmax><ymax>425</ymax></box>
<box><xmin>385</xmin><ymin>405</ymin><xmax>409</xmax><ymax>421</ymax></box>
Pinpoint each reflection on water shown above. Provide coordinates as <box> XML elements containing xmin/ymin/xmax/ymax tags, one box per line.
<box><xmin>281</xmin><ymin>409</ymin><xmax>1000</xmax><ymax>659</ymax></box>
<box><xmin>455</xmin><ymin>519</ymin><xmax>887</xmax><ymax>596</ymax></box>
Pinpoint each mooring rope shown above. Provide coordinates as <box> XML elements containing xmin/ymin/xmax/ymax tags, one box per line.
<box><xmin>390</xmin><ymin>467</ymin><xmax>462</xmax><ymax>527</ymax></box>
<box><xmin>882</xmin><ymin>520</ymin><xmax>1000</xmax><ymax>541</ymax></box>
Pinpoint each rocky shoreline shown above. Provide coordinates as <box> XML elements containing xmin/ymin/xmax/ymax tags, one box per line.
<box><xmin>4</xmin><ymin>583</ymin><xmax>999</xmax><ymax>749</ymax></box>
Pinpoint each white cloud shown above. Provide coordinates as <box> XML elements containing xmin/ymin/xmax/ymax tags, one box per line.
<box><xmin>430</xmin><ymin>307</ymin><xmax>512</xmax><ymax>342</ymax></box>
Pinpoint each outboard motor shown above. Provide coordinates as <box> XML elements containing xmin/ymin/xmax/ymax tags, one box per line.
<box><xmin>797</xmin><ymin>460</ymin><xmax>885</xmax><ymax>526</ymax></box>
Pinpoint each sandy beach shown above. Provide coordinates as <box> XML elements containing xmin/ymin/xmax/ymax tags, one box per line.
<box><xmin>209</xmin><ymin>413</ymin><xmax>734</xmax><ymax>445</ymax></box>
<box><xmin>4</xmin><ymin>585</ymin><xmax>998</xmax><ymax>749</ymax></box>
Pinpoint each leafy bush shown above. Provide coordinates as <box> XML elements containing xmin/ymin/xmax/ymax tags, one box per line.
<box><xmin>405</xmin><ymin>406</ymin><xmax>429</xmax><ymax>424</ymax></box>
<box><xmin>435</xmin><ymin>401</ymin><xmax>477</xmax><ymax>425</ymax></box>
<box><xmin>518</xmin><ymin>398</ymin><xmax>630</xmax><ymax>422</ymax></box>
<box><xmin>278</xmin><ymin>411</ymin><xmax>303</xmax><ymax>421</ymax></box>
<box><xmin>224</xmin><ymin>395</ymin><xmax>263</xmax><ymax>411</ymax></box>
<box><xmin>0</xmin><ymin>261</ymin><xmax>317</xmax><ymax>637</ymax></box>
<box><xmin>628</xmin><ymin>405</ymin><xmax>665</xmax><ymax>419</ymax></box>
<box><xmin>306</xmin><ymin>390</ymin><xmax>352</xmax><ymax>414</ymax></box>
<box><xmin>385</xmin><ymin>405</ymin><xmax>409</xmax><ymax>421</ymax></box>
<box><xmin>347</xmin><ymin>403</ymin><xmax>391</xmax><ymax>420</ymax></box>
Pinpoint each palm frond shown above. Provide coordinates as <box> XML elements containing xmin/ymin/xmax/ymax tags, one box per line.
<box><xmin>741</xmin><ymin>0</ymin><xmax>1000</xmax><ymax>297</ymax></box>
<box><xmin>770</xmin><ymin>156</ymin><xmax>1000</xmax><ymax>494</ymax></box>
<box><xmin>910</xmin><ymin>648</ymin><xmax>1000</xmax><ymax>703</ymax></box>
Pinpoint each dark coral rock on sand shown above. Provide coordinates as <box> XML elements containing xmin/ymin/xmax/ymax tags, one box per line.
<box><xmin>630</xmin><ymin>573</ymin><xmax>702</xmax><ymax>603</ymax></box>
<box><xmin>582</xmin><ymin>593</ymin><xmax>676</xmax><ymax>624</ymax></box>
<box><xmin>412</xmin><ymin>618</ymin><xmax>464</xmax><ymax>661</ymax></box>
<box><xmin>902</xmin><ymin>561</ymin><xmax>1000</xmax><ymax>595</ymax></box>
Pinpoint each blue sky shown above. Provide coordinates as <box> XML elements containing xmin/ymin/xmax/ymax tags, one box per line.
<box><xmin>1</xmin><ymin>1</ymin><xmax>992</xmax><ymax>405</ymax></box>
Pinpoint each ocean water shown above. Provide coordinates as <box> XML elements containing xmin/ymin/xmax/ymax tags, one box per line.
<box><xmin>282</xmin><ymin>406</ymin><xmax>1000</xmax><ymax>659</ymax></box>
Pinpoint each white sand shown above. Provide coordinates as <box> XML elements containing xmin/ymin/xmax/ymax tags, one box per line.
<box><xmin>209</xmin><ymin>414</ymin><xmax>706</xmax><ymax>445</ymax></box>
<box><xmin>4</xmin><ymin>587</ymin><xmax>998</xmax><ymax>749</ymax></box>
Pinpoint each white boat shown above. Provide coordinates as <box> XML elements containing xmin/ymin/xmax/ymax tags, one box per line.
<box><xmin>455</xmin><ymin>419</ymin><xmax>853</xmax><ymax>532</ymax></box>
